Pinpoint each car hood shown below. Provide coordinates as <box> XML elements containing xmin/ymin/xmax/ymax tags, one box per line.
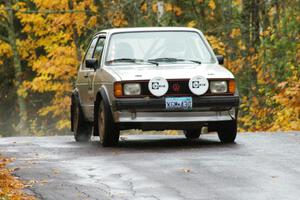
<box><xmin>106</xmin><ymin>63</ymin><xmax>234</xmax><ymax>81</ymax></box>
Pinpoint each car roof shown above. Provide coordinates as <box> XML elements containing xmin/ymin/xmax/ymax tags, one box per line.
<box><xmin>95</xmin><ymin>27</ymin><xmax>201</xmax><ymax>35</ymax></box>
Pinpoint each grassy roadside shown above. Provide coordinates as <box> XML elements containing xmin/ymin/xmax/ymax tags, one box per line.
<box><xmin>0</xmin><ymin>155</ymin><xmax>36</xmax><ymax>200</ymax></box>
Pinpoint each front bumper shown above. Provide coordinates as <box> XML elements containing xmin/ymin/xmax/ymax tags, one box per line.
<box><xmin>115</xmin><ymin>95</ymin><xmax>239</xmax><ymax>111</ymax></box>
<box><xmin>113</xmin><ymin>96</ymin><xmax>239</xmax><ymax>130</ymax></box>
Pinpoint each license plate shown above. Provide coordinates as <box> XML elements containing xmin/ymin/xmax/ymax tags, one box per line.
<box><xmin>165</xmin><ymin>97</ymin><xmax>192</xmax><ymax>110</ymax></box>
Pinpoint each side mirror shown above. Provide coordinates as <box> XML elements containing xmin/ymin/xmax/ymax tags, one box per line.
<box><xmin>86</xmin><ymin>58</ymin><xmax>98</xmax><ymax>70</ymax></box>
<box><xmin>216</xmin><ymin>55</ymin><xmax>224</xmax><ymax>65</ymax></box>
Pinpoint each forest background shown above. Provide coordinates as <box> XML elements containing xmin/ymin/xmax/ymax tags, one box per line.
<box><xmin>0</xmin><ymin>0</ymin><xmax>299</xmax><ymax>136</ymax></box>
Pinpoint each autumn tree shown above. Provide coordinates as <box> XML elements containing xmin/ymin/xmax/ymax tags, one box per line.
<box><xmin>15</xmin><ymin>0</ymin><xmax>97</xmax><ymax>133</ymax></box>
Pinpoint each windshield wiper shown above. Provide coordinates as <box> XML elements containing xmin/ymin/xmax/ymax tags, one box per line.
<box><xmin>106</xmin><ymin>58</ymin><xmax>159</xmax><ymax>66</ymax></box>
<box><xmin>148</xmin><ymin>57</ymin><xmax>184</xmax><ymax>62</ymax></box>
<box><xmin>148</xmin><ymin>57</ymin><xmax>201</xmax><ymax>64</ymax></box>
<box><xmin>186</xmin><ymin>60</ymin><xmax>201</xmax><ymax>64</ymax></box>
<box><xmin>106</xmin><ymin>58</ymin><xmax>140</xmax><ymax>63</ymax></box>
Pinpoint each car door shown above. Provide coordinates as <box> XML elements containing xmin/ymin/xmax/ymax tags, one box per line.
<box><xmin>76</xmin><ymin>36</ymin><xmax>99</xmax><ymax>121</ymax></box>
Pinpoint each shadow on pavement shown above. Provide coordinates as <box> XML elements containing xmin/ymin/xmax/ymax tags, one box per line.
<box><xmin>88</xmin><ymin>136</ymin><xmax>239</xmax><ymax>151</ymax></box>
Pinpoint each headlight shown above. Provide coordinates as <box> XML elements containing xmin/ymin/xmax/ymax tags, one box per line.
<box><xmin>210</xmin><ymin>81</ymin><xmax>227</xmax><ymax>93</ymax></box>
<box><xmin>124</xmin><ymin>83</ymin><xmax>141</xmax><ymax>95</ymax></box>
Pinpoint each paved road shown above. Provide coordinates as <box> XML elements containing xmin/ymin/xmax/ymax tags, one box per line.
<box><xmin>0</xmin><ymin>132</ymin><xmax>300</xmax><ymax>200</ymax></box>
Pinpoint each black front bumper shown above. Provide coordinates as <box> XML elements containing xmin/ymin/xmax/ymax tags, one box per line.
<box><xmin>115</xmin><ymin>95</ymin><xmax>240</xmax><ymax>111</ymax></box>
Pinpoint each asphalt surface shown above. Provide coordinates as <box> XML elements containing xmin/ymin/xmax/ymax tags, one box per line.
<box><xmin>0</xmin><ymin>132</ymin><xmax>300</xmax><ymax>200</ymax></box>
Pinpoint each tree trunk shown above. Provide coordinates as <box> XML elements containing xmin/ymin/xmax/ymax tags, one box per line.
<box><xmin>68</xmin><ymin>0</ymin><xmax>82</xmax><ymax>62</ymax></box>
<box><xmin>251</xmin><ymin>0</ymin><xmax>260</xmax><ymax>47</ymax></box>
<box><xmin>260</xmin><ymin>0</ymin><xmax>269</xmax><ymax>31</ymax></box>
<box><xmin>274</xmin><ymin>0</ymin><xmax>280</xmax><ymax>31</ymax></box>
<box><xmin>242</xmin><ymin>0</ymin><xmax>260</xmax><ymax>105</ymax></box>
<box><xmin>242</xmin><ymin>0</ymin><xmax>251</xmax><ymax>47</ymax></box>
<box><xmin>6</xmin><ymin>0</ymin><xmax>29</xmax><ymax>134</ymax></box>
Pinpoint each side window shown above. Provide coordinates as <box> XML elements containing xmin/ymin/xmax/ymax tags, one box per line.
<box><xmin>82</xmin><ymin>37</ymin><xmax>98</xmax><ymax>70</ymax></box>
<box><xmin>93</xmin><ymin>38</ymin><xmax>105</xmax><ymax>67</ymax></box>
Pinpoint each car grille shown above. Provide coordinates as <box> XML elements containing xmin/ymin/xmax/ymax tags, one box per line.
<box><xmin>140</xmin><ymin>80</ymin><xmax>194</xmax><ymax>96</ymax></box>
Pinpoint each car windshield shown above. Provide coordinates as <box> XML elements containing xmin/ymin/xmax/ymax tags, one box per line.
<box><xmin>105</xmin><ymin>31</ymin><xmax>216</xmax><ymax>65</ymax></box>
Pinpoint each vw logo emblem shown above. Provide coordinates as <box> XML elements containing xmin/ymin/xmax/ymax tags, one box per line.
<box><xmin>172</xmin><ymin>83</ymin><xmax>180</xmax><ymax>92</ymax></box>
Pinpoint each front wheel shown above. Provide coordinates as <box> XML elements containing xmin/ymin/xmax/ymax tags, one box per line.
<box><xmin>98</xmin><ymin>101</ymin><xmax>120</xmax><ymax>147</ymax></box>
<box><xmin>217</xmin><ymin>120</ymin><xmax>237</xmax><ymax>143</ymax></box>
<box><xmin>183</xmin><ymin>129</ymin><xmax>201</xmax><ymax>139</ymax></box>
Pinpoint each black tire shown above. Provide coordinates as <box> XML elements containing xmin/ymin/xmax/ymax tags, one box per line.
<box><xmin>183</xmin><ymin>129</ymin><xmax>201</xmax><ymax>139</ymax></box>
<box><xmin>72</xmin><ymin>96</ymin><xmax>92</xmax><ymax>142</ymax></box>
<box><xmin>98</xmin><ymin>101</ymin><xmax>120</xmax><ymax>147</ymax></box>
<box><xmin>217</xmin><ymin>120</ymin><xmax>237</xmax><ymax>143</ymax></box>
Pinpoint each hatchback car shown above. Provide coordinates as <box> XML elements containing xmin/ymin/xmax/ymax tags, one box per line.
<box><xmin>71</xmin><ymin>27</ymin><xmax>239</xmax><ymax>146</ymax></box>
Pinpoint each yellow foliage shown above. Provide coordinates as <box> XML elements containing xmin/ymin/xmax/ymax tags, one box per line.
<box><xmin>56</xmin><ymin>119</ymin><xmax>71</xmax><ymax>130</ymax></box>
<box><xmin>238</xmin><ymin>36</ymin><xmax>300</xmax><ymax>132</ymax></box>
<box><xmin>226</xmin><ymin>57</ymin><xmax>245</xmax><ymax>74</ymax></box>
<box><xmin>271</xmin><ymin>76</ymin><xmax>300</xmax><ymax>131</ymax></box>
<box><xmin>164</xmin><ymin>3</ymin><xmax>173</xmax><ymax>12</ymax></box>
<box><xmin>112</xmin><ymin>12</ymin><xmax>128</xmax><ymax>27</ymax></box>
<box><xmin>0</xmin><ymin>41</ymin><xmax>12</xmax><ymax>58</ymax></box>
<box><xmin>0</xmin><ymin>4</ymin><xmax>8</xmax><ymax>19</ymax></box>
<box><xmin>174</xmin><ymin>6</ymin><xmax>183</xmax><ymax>16</ymax></box>
<box><xmin>17</xmin><ymin>85</ymin><xmax>28</xmax><ymax>98</ymax></box>
<box><xmin>230</xmin><ymin>28</ymin><xmax>241</xmax><ymax>38</ymax></box>
<box><xmin>268</xmin><ymin>7</ymin><xmax>277</xmax><ymax>17</ymax></box>
<box><xmin>237</xmin><ymin>40</ymin><xmax>246</xmax><ymax>50</ymax></box>
<box><xmin>187</xmin><ymin>20</ymin><xmax>197</xmax><ymax>28</ymax></box>
<box><xmin>87</xmin><ymin>16</ymin><xmax>97</xmax><ymax>28</ymax></box>
<box><xmin>152</xmin><ymin>3</ymin><xmax>158</xmax><ymax>13</ymax></box>
<box><xmin>206</xmin><ymin>35</ymin><xmax>225</xmax><ymax>55</ymax></box>
<box><xmin>164</xmin><ymin>3</ymin><xmax>182</xmax><ymax>16</ymax></box>
<box><xmin>141</xmin><ymin>2</ymin><xmax>147</xmax><ymax>13</ymax></box>
<box><xmin>0</xmin><ymin>156</ymin><xmax>36</xmax><ymax>200</ymax></box>
<box><xmin>233</xmin><ymin>0</ymin><xmax>242</xmax><ymax>7</ymax></box>
<box><xmin>208</xmin><ymin>0</ymin><xmax>216</xmax><ymax>10</ymax></box>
